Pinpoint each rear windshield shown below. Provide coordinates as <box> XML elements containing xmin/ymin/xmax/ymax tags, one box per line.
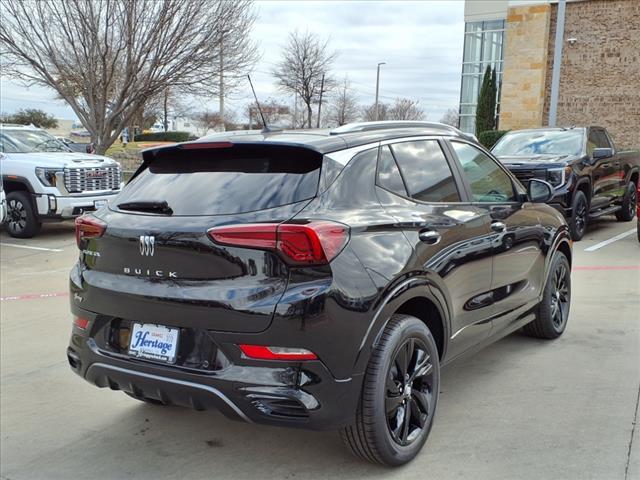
<box><xmin>114</xmin><ymin>144</ymin><xmax>322</xmax><ymax>215</ymax></box>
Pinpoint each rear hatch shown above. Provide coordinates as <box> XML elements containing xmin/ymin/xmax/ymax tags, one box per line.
<box><xmin>75</xmin><ymin>143</ymin><xmax>323</xmax><ymax>333</ymax></box>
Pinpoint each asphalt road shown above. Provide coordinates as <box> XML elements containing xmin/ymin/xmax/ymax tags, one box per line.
<box><xmin>1</xmin><ymin>217</ymin><xmax>639</xmax><ymax>480</ymax></box>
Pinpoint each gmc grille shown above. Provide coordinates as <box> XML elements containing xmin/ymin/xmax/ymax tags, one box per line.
<box><xmin>64</xmin><ymin>165</ymin><xmax>121</xmax><ymax>193</ymax></box>
<box><xmin>509</xmin><ymin>168</ymin><xmax>544</xmax><ymax>185</ymax></box>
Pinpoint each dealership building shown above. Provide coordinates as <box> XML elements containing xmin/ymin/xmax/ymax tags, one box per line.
<box><xmin>459</xmin><ymin>0</ymin><xmax>639</xmax><ymax>148</ymax></box>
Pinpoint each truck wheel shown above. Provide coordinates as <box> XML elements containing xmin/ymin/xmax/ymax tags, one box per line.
<box><xmin>523</xmin><ymin>251</ymin><xmax>571</xmax><ymax>339</ymax></box>
<box><xmin>615</xmin><ymin>182</ymin><xmax>637</xmax><ymax>222</ymax></box>
<box><xmin>340</xmin><ymin>314</ymin><xmax>440</xmax><ymax>466</ymax></box>
<box><xmin>569</xmin><ymin>191</ymin><xmax>588</xmax><ymax>241</ymax></box>
<box><xmin>5</xmin><ymin>191</ymin><xmax>41</xmax><ymax>238</ymax></box>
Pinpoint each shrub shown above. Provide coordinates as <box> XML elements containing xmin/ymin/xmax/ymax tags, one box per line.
<box><xmin>134</xmin><ymin>131</ymin><xmax>190</xmax><ymax>142</ymax></box>
<box><xmin>478</xmin><ymin>129</ymin><xmax>509</xmax><ymax>149</ymax></box>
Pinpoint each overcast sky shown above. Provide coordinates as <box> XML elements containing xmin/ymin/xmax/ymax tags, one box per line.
<box><xmin>0</xmin><ymin>0</ymin><xmax>464</xmax><ymax>124</ymax></box>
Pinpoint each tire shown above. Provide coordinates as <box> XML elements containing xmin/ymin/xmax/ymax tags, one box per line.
<box><xmin>5</xmin><ymin>191</ymin><xmax>41</xmax><ymax>238</ymax></box>
<box><xmin>124</xmin><ymin>391</ymin><xmax>168</xmax><ymax>406</ymax></box>
<box><xmin>341</xmin><ymin>314</ymin><xmax>440</xmax><ymax>466</ymax></box>
<box><xmin>615</xmin><ymin>181</ymin><xmax>637</xmax><ymax>222</ymax></box>
<box><xmin>569</xmin><ymin>190</ymin><xmax>588</xmax><ymax>241</ymax></box>
<box><xmin>523</xmin><ymin>251</ymin><xmax>571</xmax><ymax>339</ymax></box>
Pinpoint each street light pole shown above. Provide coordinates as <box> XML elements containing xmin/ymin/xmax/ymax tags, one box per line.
<box><xmin>374</xmin><ymin>62</ymin><xmax>386</xmax><ymax>121</ymax></box>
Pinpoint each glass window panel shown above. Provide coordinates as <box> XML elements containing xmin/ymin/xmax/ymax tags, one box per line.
<box><xmin>460</xmin><ymin>105</ymin><xmax>476</xmax><ymax>115</ymax></box>
<box><xmin>465</xmin><ymin>21</ymin><xmax>483</xmax><ymax>33</ymax></box>
<box><xmin>462</xmin><ymin>63</ymin><xmax>482</xmax><ymax>74</ymax></box>
<box><xmin>459</xmin><ymin>115</ymin><xmax>475</xmax><ymax>134</ymax></box>
<box><xmin>463</xmin><ymin>32</ymin><xmax>483</xmax><ymax>63</ymax></box>
<box><xmin>391</xmin><ymin>141</ymin><xmax>461</xmax><ymax>203</ymax></box>
<box><xmin>461</xmin><ymin>74</ymin><xmax>482</xmax><ymax>105</ymax></box>
<box><xmin>483</xmin><ymin>19</ymin><xmax>505</xmax><ymax>31</ymax></box>
<box><xmin>482</xmin><ymin>30</ymin><xmax>503</xmax><ymax>63</ymax></box>
<box><xmin>451</xmin><ymin>142</ymin><xmax>516</xmax><ymax>203</ymax></box>
<box><xmin>376</xmin><ymin>146</ymin><xmax>407</xmax><ymax>197</ymax></box>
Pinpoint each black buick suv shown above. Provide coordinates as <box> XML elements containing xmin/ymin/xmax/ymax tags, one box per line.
<box><xmin>67</xmin><ymin>121</ymin><xmax>572</xmax><ymax>466</ymax></box>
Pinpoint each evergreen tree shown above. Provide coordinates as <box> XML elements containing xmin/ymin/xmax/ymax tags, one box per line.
<box><xmin>475</xmin><ymin>65</ymin><xmax>497</xmax><ymax>135</ymax></box>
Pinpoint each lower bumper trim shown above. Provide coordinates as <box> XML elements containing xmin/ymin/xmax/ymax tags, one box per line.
<box><xmin>85</xmin><ymin>362</ymin><xmax>252</xmax><ymax>423</ymax></box>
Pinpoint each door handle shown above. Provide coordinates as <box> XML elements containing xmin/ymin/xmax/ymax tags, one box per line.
<box><xmin>601</xmin><ymin>163</ymin><xmax>610</xmax><ymax>168</ymax></box>
<box><xmin>491</xmin><ymin>221</ymin><xmax>506</xmax><ymax>233</ymax></box>
<box><xmin>418</xmin><ymin>229</ymin><xmax>441</xmax><ymax>245</ymax></box>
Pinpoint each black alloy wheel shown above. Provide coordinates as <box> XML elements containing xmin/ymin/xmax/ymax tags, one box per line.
<box><xmin>341</xmin><ymin>315</ymin><xmax>440</xmax><ymax>466</ymax></box>
<box><xmin>386</xmin><ymin>338</ymin><xmax>435</xmax><ymax>446</ymax></box>
<box><xmin>523</xmin><ymin>251</ymin><xmax>571</xmax><ymax>339</ymax></box>
<box><xmin>570</xmin><ymin>191</ymin><xmax>588</xmax><ymax>241</ymax></box>
<box><xmin>615</xmin><ymin>181</ymin><xmax>637</xmax><ymax>222</ymax></box>
<box><xmin>549</xmin><ymin>260</ymin><xmax>570</xmax><ymax>332</ymax></box>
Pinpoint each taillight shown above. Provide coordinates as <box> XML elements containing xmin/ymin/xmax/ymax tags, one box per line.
<box><xmin>238</xmin><ymin>344</ymin><xmax>317</xmax><ymax>361</ymax></box>
<box><xmin>208</xmin><ymin>221</ymin><xmax>349</xmax><ymax>265</ymax></box>
<box><xmin>75</xmin><ymin>214</ymin><xmax>106</xmax><ymax>248</ymax></box>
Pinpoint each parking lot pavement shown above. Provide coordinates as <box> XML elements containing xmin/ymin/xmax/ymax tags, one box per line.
<box><xmin>1</xmin><ymin>218</ymin><xmax>638</xmax><ymax>480</ymax></box>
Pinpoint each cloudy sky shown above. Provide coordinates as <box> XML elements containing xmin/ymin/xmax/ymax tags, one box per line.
<box><xmin>0</xmin><ymin>0</ymin><xmax>465</xmax><ymax>123</ymax></box>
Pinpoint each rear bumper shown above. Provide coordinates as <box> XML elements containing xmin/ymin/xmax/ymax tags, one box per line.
<box><xmin>67</xmin><ymin>305</ymin><xmax>363</xmax><ymax>430</ymax></box>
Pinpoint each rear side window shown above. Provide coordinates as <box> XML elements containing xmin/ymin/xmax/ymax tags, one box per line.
<box><xmin>115</xmin><ymin>145</ymin><xmax>321</xmax><ymax>215</ymax></box>
<box><xmin>376</xmin><ymin>146</ymin><xmax>407</xmax><ymax>196</ymax></box>
<box><xmin>390</xmin><ymin>140</ymin><xmax>461</xmax><ymax>203</ymax></box>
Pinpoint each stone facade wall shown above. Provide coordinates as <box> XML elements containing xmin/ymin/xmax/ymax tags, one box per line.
<box><xmin>543</xmin><ymin>0</ymin><xmax>640</xmax><ymax>149</ymax></box>
<box><xmin>499</xmin><ymin>4</ymin><xmax>552</xmax><ymax>130</ymax></box>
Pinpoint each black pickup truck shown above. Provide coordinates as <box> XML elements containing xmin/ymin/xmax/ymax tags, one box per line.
<box><xmin>492</xmin><ymin>126</ymin><xmax>639</xmax><ymax>240</ymax></box>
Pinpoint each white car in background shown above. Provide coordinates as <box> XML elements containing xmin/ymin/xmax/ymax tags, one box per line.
<box><xmin>0</xmin><ymin>124</ymin><xmax>122</xmax><ymax>238</ymax></box>
<box><xmin>0</xmin><ymin>181</ymin><xmax>6</xmax><ymax>225</ymax></box>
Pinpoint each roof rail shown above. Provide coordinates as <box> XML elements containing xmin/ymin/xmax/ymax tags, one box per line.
<box><xmin>329</xmin><ymin>121</ymin><xmax>458</xmax><ymax>135</ymax></box>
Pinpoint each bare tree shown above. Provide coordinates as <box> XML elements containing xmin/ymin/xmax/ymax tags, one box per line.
<box><xmin>439</xmin><ymin>107</ymin><xmax>459</xmax><ymax>127</ymax></box>
<box><xmin>328</xmin><ymin>77</ymin><xmax>359</xmax><ymax>127</ymax></box>
<box><xmin>0</xmin><ymin>0</ymin><xmax>257</xmax><ymax>153</ymax></box>
<box><xmin>362</xmin><ymin>102</ymin><xmax>389</xmax><ymax>121</ymax></box>
<box><xmin>272</xmin><ymin>31</ymin><xmax>337</xmax><ymax>128</ymax></box>
<box><xmin>193</xmin><ymin>110</ymin><xmax>237</xmax><ymax>136</ymax></box>
<box><xmin>389</xmin><ymin>98</ymin><xmax>425</xmax><ymax>121</ymax></box>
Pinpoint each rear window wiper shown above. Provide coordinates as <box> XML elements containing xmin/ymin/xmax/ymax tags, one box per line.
<box><xmin>117</xmin><ymin>200</ymin><xmax>173</xmax><ymax>215</ymax></box>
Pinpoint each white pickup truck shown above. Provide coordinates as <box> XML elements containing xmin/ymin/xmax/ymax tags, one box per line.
<box><xmin>0</xmin><ymin>124</ymin><xmax>123</xmax><ymax>238</ymax></box>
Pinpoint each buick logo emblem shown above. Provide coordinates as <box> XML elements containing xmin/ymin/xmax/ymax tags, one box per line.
<box><xmin>139</xmin><ymin>235</ymin><xmax>155</xmax><ymax>256</ymax></box>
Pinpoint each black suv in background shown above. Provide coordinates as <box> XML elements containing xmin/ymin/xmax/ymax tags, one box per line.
<box><xmin>68</xmin><ymin>121</ymin><xmax>572</xmax><ymax>466</ymax></box>
<box><xmin>492</xmin><ymin>126</ymin><xmax>639</xmax><ymax>240</ymax></box>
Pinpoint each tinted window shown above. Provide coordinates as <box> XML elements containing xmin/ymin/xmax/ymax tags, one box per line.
<box><xmin>376</xmin><ymin>146</ymin><xmax>407</xmax><ymax>196</ymax></box>
<box><xmin>587</xmin><ymin>129</ymin><xmax>611</xmax><ymax>153</ymax></box>
<box><xmin>115</xmin><ymin>145</ymin><xmax>321</xmax><ymax>216</ymax></box>
<box><xmin>492</xmin><ymin>130</ymin><xmax>583</xmax><ymax>156</ymax></box>
<box><xmin>390</xmin><ymin>140</ymin><xmax>461</xmax><ymax>203</ymax></box>
<box><xmin>452</xmin><ymin>142</ymin><xmax>516</xmax><ymax>202</ymax></box>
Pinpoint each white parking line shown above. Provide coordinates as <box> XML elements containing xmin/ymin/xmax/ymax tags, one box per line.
<box><xmin>0</xmin><ymin>243</ymin><xmax>64</xmax><ymax>252</ymax></box>
<box><xmin>584</xmin><ymin>228</ymin><xmax>636</xmax><ymax>252</ymax></box>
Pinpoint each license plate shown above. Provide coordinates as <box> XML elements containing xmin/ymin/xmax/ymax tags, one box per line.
<box><xmin>94</xmin><ymin>199</ymin><xmax>108</xmax><ymax>208</ymax></box>
<box><xmin>128</xmin><ymin>323</ymin><xmax>179</xmax><ymax>364</ymax></box>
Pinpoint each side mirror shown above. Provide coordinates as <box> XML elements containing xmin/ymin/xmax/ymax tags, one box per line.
<box><xmin>527</xmin><ymin>179</ymin><xmax>554</xmax><ymax>203</ymax></box>
<box><xmin>592</xmin><ymin>147</ymin><xmax>613</xmax><ymax>160</ymax></box>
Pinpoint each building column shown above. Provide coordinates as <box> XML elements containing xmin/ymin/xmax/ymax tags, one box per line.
<box><xmin>499</xmin><ymin>4</ymin><xmax>552</xmax><ymax>130</ymax></box>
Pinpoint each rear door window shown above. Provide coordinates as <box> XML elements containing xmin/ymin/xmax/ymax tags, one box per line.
<box><xmin>115</xmin><ymin>144</ymin><xmax>322</xmax><ymax>216</ymax></box>
<box><xmin>390</xmin><ymin>140</ymin><xmax>461</xmax><ymax>203</ymax></box>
